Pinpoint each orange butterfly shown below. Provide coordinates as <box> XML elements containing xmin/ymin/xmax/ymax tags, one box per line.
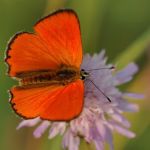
<box><xmin>6</xmin><ymin>9</ymin><xmax>88</xmax><ymax>121</ymax></box>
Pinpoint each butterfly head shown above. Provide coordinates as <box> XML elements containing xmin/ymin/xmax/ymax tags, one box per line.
<box><xmin>80</xmin><ymin>69</ymin><xmax>89</xmax><ymax>80</ymax></box>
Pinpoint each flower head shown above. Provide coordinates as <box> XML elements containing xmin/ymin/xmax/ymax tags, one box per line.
<box><xmin>17</xmin><ymin>50</ymin><xmax>142</xmax><ymax>150</ymax></box>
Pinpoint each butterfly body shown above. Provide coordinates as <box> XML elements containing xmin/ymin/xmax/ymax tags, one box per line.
<box><xmin>16</xmin><ymin>65</ymin><xmax>81</xmax><ymax>89</ymax></box>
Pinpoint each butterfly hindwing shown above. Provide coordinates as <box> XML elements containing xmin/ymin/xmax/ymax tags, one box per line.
<box><xmin>11</xmin><ymin>80</ymin><xmax>84</xmax><ymax>120</ymax></box>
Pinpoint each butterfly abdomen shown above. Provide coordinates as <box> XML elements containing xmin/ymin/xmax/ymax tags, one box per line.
<box><xmin>16</xmin><ymin>65</ymin><xmax>80</xmax><ymax>89</ymax></box>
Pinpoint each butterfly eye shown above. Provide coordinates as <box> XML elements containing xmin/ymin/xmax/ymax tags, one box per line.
<box><xmin>80</xmin><ymin>69</ymin><xmax>89</xmax><ymax>80</ymax></box>
<box><xmin>81</xmin><ymin>76</ymin><xmax>85</xmax><ymax>80</ymax></box>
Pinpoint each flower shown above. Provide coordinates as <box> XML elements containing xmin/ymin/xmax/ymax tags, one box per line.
<box><xmin>17</xmin><ymin>50</ymin><xmax>142</xmax><ymax>150</ymax></box>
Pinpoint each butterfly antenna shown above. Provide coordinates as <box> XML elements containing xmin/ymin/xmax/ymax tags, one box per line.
<box><xmin>87</xmin><ymin>79</ymin><xmax>111</xmax><ymax>102</ymax></box>
<box><xmin>86</xmin><ymin>66</ymin><xmax>115</xmax><ymax>72</ymax></box>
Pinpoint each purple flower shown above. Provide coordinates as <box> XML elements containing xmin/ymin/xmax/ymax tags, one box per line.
<box><xmin>17</xmin><ymin>50</ymin><xmax>142</xmax><ymax>150</ymax></box>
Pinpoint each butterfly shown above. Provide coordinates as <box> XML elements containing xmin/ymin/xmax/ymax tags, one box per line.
<box><xmin>6</xmin><ymin>9</ymin><xmax>89</xmax><ymax>121</ymax></box>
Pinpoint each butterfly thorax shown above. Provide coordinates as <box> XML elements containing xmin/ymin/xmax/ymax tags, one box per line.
<box><xmin>15</xmin><ymin>65</ymin><xmax>81</xmax><ymax>89</ymax></box>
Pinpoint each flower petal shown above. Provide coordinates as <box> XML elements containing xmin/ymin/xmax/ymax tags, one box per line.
<box><xmin>110</xmin><ymin>121</ymin><xmax>135</xmax><ymax>138</ymax></box>
<box><xmin>62</xmin><ymin>129</ymin><xmax>80</xmax><ymax>150</ymax></box>
<box><xmin>49</xmin><ymin>122</ymin><xmax>66</xmax><ymax>139</ymax></box>
<box><xmin>124</xmin><ymin>93</ymin><xmax>144</xmax><ymax>99</ymax></box>
<box><xmin>111</xmin><ymin>111</ymin><xmax>131</xmax><ymax>128</ymax></box>
<box><xmin>114</xmin><ymin>63</ymin><xmax>138</xmax><ymax>85</ymax></box>
<box><xmin>105</xmin><ymin>127</ymin><xmax>114</xmax><ymax>150</ymax></box>
<box><xmin>33</xmin><ymin>121</ymin><xmax>50</xmax><ymax>138</ymax></box>
<box><xmin>119</xmin><ymin>101</ymin><xmax>139</xmax><ymax>112</ymax></box>
<box><xmin>17</xmin><ymin>117</ymin><xmax>40</xmax><ymax>129</ymax></box>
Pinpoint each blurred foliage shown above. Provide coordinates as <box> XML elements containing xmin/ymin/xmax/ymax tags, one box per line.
<box><xmin>0</xmin><ymin>0</ymin><xmax>150</xmax><ymax>150</ymax></box>
<box><xmin>114</xmin><ymin>28</ymin><xmax>150</xmax><ymax>69</ymax></box>
<box><xmin>127</xmin><ymin>65</ymin><xmax>150</xmax><ymax>150</ymax></box>
<box><xmin>113</xmin><ymin>64</ymin><xmax>150</xmax><ymax>150</ymax></box>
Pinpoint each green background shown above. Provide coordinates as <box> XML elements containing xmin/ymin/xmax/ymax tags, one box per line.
<box><xmin>0</xmin><ymin>0</ymin><xmax>150</xmax><ymax>150</ymax></box>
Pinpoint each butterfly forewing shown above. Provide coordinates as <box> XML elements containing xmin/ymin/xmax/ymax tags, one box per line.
<box><xmin>34</xmin><ymin>9</ymin><xmax>82</xmax><ymax>68</ymax></box>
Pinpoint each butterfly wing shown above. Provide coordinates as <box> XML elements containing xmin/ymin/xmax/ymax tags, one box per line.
<box><xmin>11</xmin><ymin>80</ymin><xmax>84</xmax><ymax>120</ymax></box>
<box><xmin>34</xmin><ymin>9</ymin><xmax>82</xmax><ymax>68</ymax></box>
<box><xmin>6</xmin><ymin>33</ymin><xmax>60</xmax><ymax>76</ymax></box>
<box><xmin>7</xmin><ymin>9</ymin><xmax>84</xmax><ymax>120</ymax></box>
<box><xmin>6</xmin><ymin>9</ymin><xmax>82</xmax><ymax>76</ymax></box>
